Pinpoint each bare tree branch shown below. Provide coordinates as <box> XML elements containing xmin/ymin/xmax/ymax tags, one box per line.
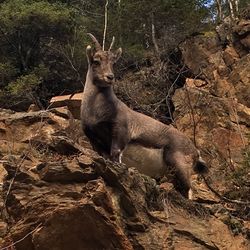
<box><xmin>0</xmin><ymin>223</ymin><xmax>43</xmax><ymax>250</ymax></box>
<box><xmin>103</xmin><ymin>0</ymin><xmax>109</xmax><ymax>50</ymax></box>
<box><xmin>151</xmin><ymin>13</ymin><xmax>160</xmax><ymax>56</ymax></box>
<box><xmin>202</xmin><ymin>175</ymin><xmax>250</xmax><ymax>205</ymax></box>
<box><xmin>216</xmin><ymin>0</ymin><xmax>223</xmax><ymax>22</ymax></box>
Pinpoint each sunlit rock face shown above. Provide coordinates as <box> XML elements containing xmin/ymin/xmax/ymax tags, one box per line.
<box><xmin>0</xmin><ymin>107</ymin><xmax>248</xmax><ymax>250</ymax></box>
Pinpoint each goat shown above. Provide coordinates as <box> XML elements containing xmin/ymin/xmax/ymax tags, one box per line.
<box><xmin>81</xmin><ymin>34</ymin><xmax>208</xmax><ymax>199</ymax></box>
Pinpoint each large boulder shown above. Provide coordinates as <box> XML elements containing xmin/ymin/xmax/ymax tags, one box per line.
<box><xmin>233</xmin><ymin>19</ymin><xmax>250</xmax><ymax>51</ymax></box>
<box><xmin>50</xmin><ymin>93</ymin><xmax>82</xmax><ymax>119</ymax></box>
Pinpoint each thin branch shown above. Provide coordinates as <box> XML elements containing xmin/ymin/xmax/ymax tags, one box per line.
<box><xmin>0</xmin><ymin>223</ymin><xmax>42</xmax><ymax>250</ymax></box>
<box><xmin>202</xmin><ymin>175</ymin><xmax>250</xmax><ymax>205</ymax></box>
<box><xmin>216</xmin><ymin>0</ymin><xmax>223</xmax><ymax>22</ymax></box>
<box><xmin>227</xmin><ymin>0</ymin><xmax>235</xmax><ymax>20</ymax></box>
<box><xmin>151</xmin><ymin>13</ymin><xmax>160</xmax><ymax>56</ymax></box>
<box><xmin>46</xmin><ymin>44</ymin><xmax>84</xmax><ymax>86</ymax></box>
<box><xmin>0</xmin><ymin>27</ymin><xmax>17</xmax><ymax>51</ymax></box>
<box><xmin>4</xmin><ymin>152</ymin><xmax>29</xmax><ymax>207</ymax></box>
<box><xmin>103</xmin><ymin>0</ymin><xmax>109</xmax><ymax>50</ymax></box>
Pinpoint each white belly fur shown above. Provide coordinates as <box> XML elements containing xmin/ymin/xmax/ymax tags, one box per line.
<box><xmin>121</xmin><ymin>144</ymin><xmax>166</xmax><ymax>178</ymax></box>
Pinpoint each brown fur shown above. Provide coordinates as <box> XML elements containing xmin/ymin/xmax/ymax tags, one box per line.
<box><xmin>81</xmin><ymin>34</ymin><xmax>208</xmax><ymax>198</ymax></box>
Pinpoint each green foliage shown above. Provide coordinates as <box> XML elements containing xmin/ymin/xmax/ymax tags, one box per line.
<box><xmin>0</xmin><ymin>0</ymin><xmax>73</xmax><ymax>31</ymax></box>
<box><xmin>8</xmin><ymin>73</ymin><xmax>40</xmax><ymax>95</ymax></box>
<box><xmin>0</xmin><ymin>0</ymin><xmax>88</xmax><ymax>108</ymax></box>
<box><xmin>0</xmin><ymin>62</ymin><xmax>17</xmax><ymax>86</ymax></box>
<box><xmin>207</xmin><ymin>1</ymin><xmax>249</xmax><ymax>23</ymax></box>
<box><xmin>0</xmin><ymin>0</ymin><xmax>217</xmax><ymax>109</ymax></box>
<box><xmin>0</xmin><ymin>0</ymin><xmax>79</xmax><ymax>71</ymax></box>
<box><xmin>6</xmin><ymin>64</ymin><xmax>48</xmax><ymax>95</ymax></box>
<box><xmin>32</xmin><ymin>64</ymin><xmax>49</xmax><ymax>80</ymax></box>
<box><xmin>109</xmin><ymin>0</ymin><xmax>210</xmax><ymax>50</ymax></box>
<box><xmin>202</xmin><ymin>31</ymin><xmax>217</xmax><ymax>37</ymax></box>
<box><xmin>231</xmin><ymin>148</ymin><xmax>250</xmax><ymax>186</ymax></box>
<box><xmin>124</xmin><ymin>44</ymin><xmax>146</xmax><ymax>62</ymax></box>
<box><xmin>221</xmin><ymin>214</ymin><xmax>244</xmax><ymax>235</ymax></box>
<box><xmin>225</xmin><ymin>145</ymin><xmax>250</xmax><ymax>201</ymax></box>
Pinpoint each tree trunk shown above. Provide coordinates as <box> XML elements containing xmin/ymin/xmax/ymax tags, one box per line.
<box><xmin>118</xmin><ymin>0</ymin><xmax>122</xmax><ymax>45</ymax></box>
<box><xmin>228</xmin><ymin>0</ymin><xmax>234</xmax><ymax>20</ymax></box>
<box><xmin>235</xmin><ymin>0</ymin><xmax>239</xmax><ymax>16</ymax></box>
<box><xmin>102</xmin><ymin>0</ymin><xmax>109</xmax><ymax>50</ymax></box>
<box><xmin>216</xmin><ymin>0</ymin><xmax>223</xmax><ymax>22</ymax></box>
<box><xmin>151</xmin><ymin>13</ymin><xmax>160</xmax><ymax>57</ymax></box>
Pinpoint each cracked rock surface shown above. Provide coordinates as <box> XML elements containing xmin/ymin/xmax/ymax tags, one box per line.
<box><xmin>0</xmin><ymin>108</ymin><xmax>248</xmax><ymax>250</ymax></box>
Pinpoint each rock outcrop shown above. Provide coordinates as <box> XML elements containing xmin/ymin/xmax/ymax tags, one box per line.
<box><xmin>0</xmin><ymin>109</ymin><xmax>249</xmax><ymax>249</ymax></box>
<box><xmin>174</xmin><ymin>18</ymin><xmax>250</xmax><ymax>197</ymax></box>
<box><xmin>49</xmin><ymin>93</ymin><xmax>82</xmax><ymax>119</ymax></box>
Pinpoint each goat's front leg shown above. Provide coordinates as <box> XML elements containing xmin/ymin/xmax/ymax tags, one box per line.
<box><xmin>111</xmin><ymin>141</ymin><xmax>124</xmax><ymax>163</ymax></box>
<box><xmin>110</xmin><ymin>127</ymin><xmax>129</xmax><ymax>163</ymax></box>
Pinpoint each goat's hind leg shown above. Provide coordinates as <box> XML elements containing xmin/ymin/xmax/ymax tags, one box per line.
<box><xmin>164</xmin><ymin>151</ymin><xmax>192</xmax><ymax>199</ymax></box>
<box><xmin>173</xmin><ymin>168</ymin><xmax>191</xmax><ymax>199</ymax></box>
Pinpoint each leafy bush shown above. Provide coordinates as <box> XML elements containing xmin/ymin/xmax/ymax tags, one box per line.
<box><xmin>7</xmin><ymin>73</ymin><xmax>40</xmax><ymax>96</ymax></box>
<box><xmin>0</xmin><ymin>62</ymin><xmax>17</xmax><ymax>87</ymax></box>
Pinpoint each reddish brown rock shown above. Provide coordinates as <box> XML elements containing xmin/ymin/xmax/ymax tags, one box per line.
<box><xmin>223</xmin><ymin>46</ymin><xmax>240</xmax><ymax>67</ymax></box>
<box><xmin>228</xmin><ymin>54</ymin><xmax>250</xmax><ymax>107</ymax></box>
<box><xmin>50</xmin><ymin>93</ymin><xmax>82</xmax><ymax>119</ymax></box>
<box><xmin>179</xmin><ymin>33</ymin><xmax>225</xmax><ymax>81</ymax></box>
<box><xmin>0</xmin><ymin>107</ymin><xmax>248</xmax><ymax>250</ymax></box>
<box><xmin>179</xmin><ymin>29</ymin><xmax>250</xmax><ymax>107</ymax></box>
<box><xmin>211</xmin><ymin>127</ymin><xmax>246</xmax><ymax>162</ymax></box>
<box><xmin>27</xmin><ymin>104</ymin><xmax>40</xmax><ymax>113</ymax></box>
<box><xmin>240</xmin><ymin>35</ymin><xmax>250</xmax><ymax>49</ymax></box>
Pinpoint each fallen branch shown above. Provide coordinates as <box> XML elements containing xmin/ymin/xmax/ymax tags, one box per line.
<box><xmin>202</xmin><ymin>175</ymin><xmax>250</xmax><ymax>205</ymax></box>
<box><xmin>3</xmin><ymin>152</ymin><xmax>28</xmax><ymax>207</ymax></box>
<box><xmin>0</xmin><ymin>223</ymin><xmax>42</xmax><ymax>250</ymax></box>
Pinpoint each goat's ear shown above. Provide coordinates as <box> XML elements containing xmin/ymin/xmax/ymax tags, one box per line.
<box><xmin>86</xmin><ymin>45</ymin><xmax>93</xmax><ymax>63</ymax></box>
<box><xmin>114</xmin><ymin>48</ymin><xmax>122</xmax><ymax>62</ymax></box>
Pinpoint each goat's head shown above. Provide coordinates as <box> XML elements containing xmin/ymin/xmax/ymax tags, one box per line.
<box><xmin>86</xmin><ymin>33</ymin><xmax>122</xmax><ymax>87</ymax></box>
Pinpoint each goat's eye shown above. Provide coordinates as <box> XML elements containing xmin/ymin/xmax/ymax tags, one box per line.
<box><xmin>93</xmin><ymin>60</ymin><xmax>100</xmax><ymax>65</ymax></box>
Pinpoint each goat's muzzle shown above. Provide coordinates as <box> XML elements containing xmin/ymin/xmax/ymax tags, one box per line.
<box><xmin>104</xmin><ymin>73</ymin><xmax>115</xmax><ymax>84</ymax></box>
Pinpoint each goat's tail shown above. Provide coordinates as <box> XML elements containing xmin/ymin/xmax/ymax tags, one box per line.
<box><xmin>194</xmin><ymin>159</ymin><xmax>209</xmax><ymax>174</ymax></box>
<box><xmin>193</xmin><ymin>151</ymin><xmax>209</xmax><ymax>174</ymax></box>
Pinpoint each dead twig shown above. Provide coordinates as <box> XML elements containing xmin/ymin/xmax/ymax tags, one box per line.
<box><xmin>0</xmin><ymin>223</ymin><xmax>42</xmax><ymax>250</ymax></box>
<box><xmin>3</xmin><ymin>152</ymin><xmax>29</xmax><ymax>207</ymax></box>
<box><xmin>102</xmin><ymin>0</ymin><xmax>109</xmax><ymax>50</ymax></box>
<box><xmin>202</xmin><ymin>175</ymin><xmax>250</xmax><ymax>205</ymax></box>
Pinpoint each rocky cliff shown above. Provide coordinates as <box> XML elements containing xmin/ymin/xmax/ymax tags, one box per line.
<box><xmin>0</xmin><ymin>18</ymin><xmax>250</xmax><ymax>250</ymax></box>
<box><xmin>174</xmin><ymin>18</ymin><xmax>250</xmax><ymax>200</ymax></box>
<box><xmin>0</xmin><ymin>108</ymin><xmax>249</xmax><ymax>249</ymax></box>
